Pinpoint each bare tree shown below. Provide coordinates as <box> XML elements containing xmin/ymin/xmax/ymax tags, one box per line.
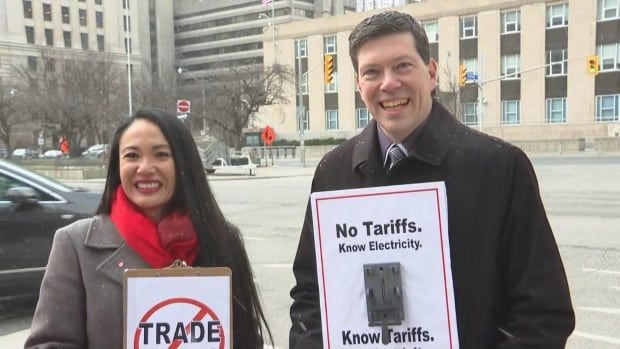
<box><xmin>436</xmin><ymin>65</ymin><xmax>461</xmax><ymax>117</ymax></box>
<box><xmin>205</xmin><ymin>63</ymin><xmax>294</xmax><ymax>149</ymax></box>
<box><xmin>0</xmin><ymin>84</ymin><xmax>24</xmax><ymax>153</ymax></box>
<box><xmin>13</xmin><ymin>49</ymin><xmax>127</xmax><ymax>152</ymax></box>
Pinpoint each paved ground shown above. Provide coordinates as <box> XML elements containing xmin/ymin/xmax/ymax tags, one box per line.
<box><xmin>1</xmin><ymin>154</ymin><xmax>619</xmax><ymax>348</ymax></box>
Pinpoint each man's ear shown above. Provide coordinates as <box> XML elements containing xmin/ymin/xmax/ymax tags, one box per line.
<box><xmin>428</xmin><ymin>59</ymin><xmax>438</xmax><ymax>89</ymax></box>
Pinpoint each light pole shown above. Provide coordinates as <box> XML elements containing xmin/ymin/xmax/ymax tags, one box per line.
<box><xmin>177</xmin><ymin>66</ymin><xmax>207</xmax><ymax>135</ymax></box>
<box><xmin>258</xmin><ymin>12</ymin><xmax>276</xmax><ymax>61</ymax></box>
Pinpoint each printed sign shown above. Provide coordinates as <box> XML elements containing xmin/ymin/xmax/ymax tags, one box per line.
<box><xmin>311</xmin><ymin>182</ymin><xmax>459</xmax><ymax>349</ymax></box>
<box><xmin>123</xmin><ymin>267</ymin><xmax>232</xmax><ymax>349</ymax></box>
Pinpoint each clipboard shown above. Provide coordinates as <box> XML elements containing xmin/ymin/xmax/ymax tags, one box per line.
<box><xmin>123</xmin><ymin>261</ymin><xmax>232</xmax><ymax>349</ymax></box>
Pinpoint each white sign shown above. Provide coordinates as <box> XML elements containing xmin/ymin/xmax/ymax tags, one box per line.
<box><xmin>37</xmin><ymin>137</ymin><xmax>44</xmax><ymax>146</ymax></box>
<box><xmin>311</xmin><ymin>182</ymin><xmax>458</xmax><ymax>349</ymax></box>
<box><xmin>124</xmin><ymin>268</ymin><xmax>231</xmax><ymax>349</ymax></box>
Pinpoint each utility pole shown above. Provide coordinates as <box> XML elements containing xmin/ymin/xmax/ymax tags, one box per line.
<box><xmin>296</xmin><ymin>49</ymin><xmax>305</xmax><ymax>167</ymax></box>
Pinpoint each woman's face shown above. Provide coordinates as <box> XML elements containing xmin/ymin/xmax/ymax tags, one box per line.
<box><xmin>118</xmin><ymin>119</ymin><xmax>176</xmax><ymax>221</ymax></box>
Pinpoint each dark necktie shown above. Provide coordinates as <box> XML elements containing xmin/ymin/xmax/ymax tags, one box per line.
<box><xmin>387</xmin><ymin>143</ymin><xmax>406</xmax><ymax>170</ymax></box>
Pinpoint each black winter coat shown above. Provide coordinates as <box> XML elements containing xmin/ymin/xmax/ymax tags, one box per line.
<box><xmin>289</xmin><ymin>101</ymin><xmax>574</xmax><ymax>349</ymax></box>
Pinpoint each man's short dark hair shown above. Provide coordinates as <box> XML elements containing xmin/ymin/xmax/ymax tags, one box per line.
<box><xmin>348</xmin><ymin>11</ymin><xmax>431</xmax><ymax>73</ymax></box>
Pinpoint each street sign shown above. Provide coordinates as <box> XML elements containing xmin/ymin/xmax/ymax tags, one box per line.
<box><xmin>177</xmin><ymin>99</ymin><xmax>191</xmax><ymax>114</ymax></box>
<box><xmin>261</xmin><ymin>125</ymin><xmax>276</xmax><ymax>146</ymax></box>
<box><xmin>466</xmin><ymin>72</ymin><xmax>478</xmax><ymax>81</ymax></box>
<box><xmin>296</xmin><ymin>106</ymin><xmax>305</xmax><ymax>119</ymax></box>
<box><xmin>38</xmin><ymin>137</ymin><xmax>44</xmax><ymax>146</ymax></box>
<box><xmin>177</xmin><ymin>113</ymin><xmax>188</xmax><ymax>121</ymax></box>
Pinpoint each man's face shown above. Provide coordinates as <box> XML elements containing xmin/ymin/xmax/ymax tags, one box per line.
<box><xmin>356</xmin><ymin>32</ymin><xmax>437</xmax><ymax>143</ymax></box>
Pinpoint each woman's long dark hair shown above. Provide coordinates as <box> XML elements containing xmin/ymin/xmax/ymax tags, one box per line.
<box><xmin>96</xmin><ymin>109</ymin><xmax>273</xmax><ymax>348</ymax></box>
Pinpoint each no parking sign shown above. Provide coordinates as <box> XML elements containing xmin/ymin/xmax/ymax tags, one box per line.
<box><xmin>123</xmin><ymin>266</ymin><xmax>232</xmax><ymax>349</ymax></box>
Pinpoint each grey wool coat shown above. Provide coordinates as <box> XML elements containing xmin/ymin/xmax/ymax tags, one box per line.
<box><xmin>25</xmin><ymin>215</ymin><xmax>150</xmax><ymax>349</ymax></box>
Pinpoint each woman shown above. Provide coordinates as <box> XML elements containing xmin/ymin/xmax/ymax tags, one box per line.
<box><xmin>25</xmin><ymin>109</ymin><xmax>272</xmax><ymax>348</ymax></box>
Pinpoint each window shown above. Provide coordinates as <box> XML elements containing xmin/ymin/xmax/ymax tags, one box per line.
<box><xmin>597</xmin><ymin>43</ymin><xmax>620</xmax><ymax>71</ymax></box>
<box><xmin>501</xmin><ymin>100</ymin><xmax>520</xmax><ymax>124</ymax></box>
<box><xmin>547</xmin><ymin>3</ymin><xmax>568</xmax><ymax>28</ymax></box>
<box><xmin>598</xmin><ymin>0</ymin><xmax>620</xmax><ymax>20</ymax></box>
<box><xmin>461</xmin><ymin>103</ymin><xmax>478</xmax><ymax>125</ymax></box>
<box><xmin>596</xmin><ymin>94</ymin><xmax>619</xmax><ymax>121</ymax></box>
<box><xmin>81</xmin><ymin>33</ymin><xmax>89</xmax><ymax>50</ymax></box>
<box><xmin>122</xmin><ymin>0</ymin><xmax>129</xmax><ymax>9</ymax></box>
<box><xmin>123</xmin><ymin>15</ymin><xmax>131</xmax><ymax>31</ymax></box>
<box><xmin>25</xmin><ymin>26</ymin><xmax>34</xmax><ymax>44</ymax></box>
<box><xmin>423</xmin><ymin>21</ymin><xmax>438</xmax><ymax>43</ymax></box>
<box><xmin>325</xmin><ymin>71</ymin><xmax>338</xmax><ymax>93</ymax></box>
<box><xmin>546</xmin><ymin>49</ymin><xmax>567</xmax><ymax>76</ymax></box>
<box><xmin>501</xmin><ymin>10</ymin><xmax>520</xmax><ymax>34</ymax></box>
<box><xmin>124</xmin><ymin>38</ymin><xmax>131</xmax><ymax>53</ymax></box>
<box><xmin>78</xmin><ymin>0</ymin><xmax>85</xmax><ymax>2</ymax></box>
<box><xmin>63</xmin><ymin>31</ymin><xmax>72</xmax><ymax>48</ymax></box>
<box><xmin>95</xmin><ymin>0</ymin><xmax>103</xmax><ymax>4</ymax></box>
<box><xmin>96</xmin><ymin>12</ymin><xmax>103</xmax><ymax>28</ymax></box>
<box><xmin>23</xmin><ymin>0</ymin><xmax>32</xmax><ymax>19</ymax></box>
<box><xmin>546</xmin><ymin>98</ymin><xmax>567</xmax><ymax>123</ymax></box>
<box><xmin>325</xmin><ymin>109</ymin><xmax>339</xmax><ymax>130</ymax></box>
<box><xmin>299</xmin><ymin>72</ymin><xmax>308</xmax><ymax>94</ymax></box>
<box><xmin>27</xmin><ymin>56</ymin><xmax>37</xmax><ymax>70</ymax></box>
<box><xmin>502</xmin><ymin>54</ymin><xmax>520</xmax><ymax>79</ymax></box>
<box><xmin>97</xmin><ymin>35</ymin><xmax>104</xmax><ymax>51</ymax></box>
<box><xmin>79</xmin><ymin>9</ymin><xmax>87</xmax><ymax>26</ymax></box>
<box><xmin>43</xmin><ymin>3</ymin><xmax>52</xmax><ymax>21</ymax></box>
<box><xmin>295</xmin><ymin>39</ymin><xmax>307</xmax><ymax>58</ymax></box>
<box><xmin>356</xmin><ymin>108</ymin><xmax>370</xmax><ymax>129</ymax></box>
<box><xmin>62</xmin><ymin>6</ymin><xmax>70</xmax><ymax>24</ymax></box>
<box><xmin>324</xmin><ymin>35</ymin><xmax>336</xmax><ymax>54</ymax></box>
<box><xmin>45</xmin><ymin>29</ymin><xmax>53</xmax><ymax>46</ymax></box>
<box><xmin>462</xmin><ymin>58</ymin><xmax>477</xmax><ymax>76</ymax></box>
<box><xmin>460</xmin><ymin>16</ymin><xmax>477</xmax><ymax>39</ymax></box>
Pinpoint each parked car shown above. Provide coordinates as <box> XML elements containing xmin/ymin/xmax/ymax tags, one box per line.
<box><xmin>11</xmin><ymin>148</ymin><xmax>38</xmax><ymax>159</ymax></box>
<box><xmin>208</xmin><ymin>156</ymin><xmax>257</xmax><ymax>176</ymax></box>
<box><xmin>39</xmin><ymin>149</ymin><xmax>64</xmax><ymax>159</ymax></box>
<box><xmin>81</xmin><ymin>144</ymin><xmax>109</xmax><ymax>159</ymax></box>
<box><xmin>0</xmin><ymin>160</ymin><xmax>101</xmax><ymax>304</ymax></box>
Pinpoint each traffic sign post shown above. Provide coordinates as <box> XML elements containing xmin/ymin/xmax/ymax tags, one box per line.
<box><xmin>177</xmin><ymin>99</ymin><xmax>191</xmax><ymax>114</ymax></box>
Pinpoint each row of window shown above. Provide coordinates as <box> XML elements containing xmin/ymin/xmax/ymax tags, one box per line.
<box><xmin>460</xmin><ymin>95</ymin><xmax>620</xmax><ymax>126</ymax></box>
<box><xmin>300</xmin><ymin>94</ymin><xmax>620</xmax><ymax>132</ymax></box>
<box><xmin>423</xmin><ymin>0</ymin><xmax>619</xmax><ymax>43</ymax></box>
<box><xmin>297</xmin><ymin>108</ymin><xmax>372</xmax><ymax>131</ymax></box>
<box><xmin>23</xmin><ymin>1</ymin><xmax>104</xmax><ymax>28</ymax></box>
<box><xmin>25</xmin><ymin>27</ymin><xmax>106</xmax><ymax>51</ymax></box>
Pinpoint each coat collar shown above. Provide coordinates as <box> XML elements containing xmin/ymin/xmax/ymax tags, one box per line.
<box><xmin>352</xmin><ymin>100</ymin><xmax>453</xmax><ymax>173</ymax></box>
<box><xmin>84</xmin><ymin>215</ymin><xmax>150</xmax><ymax>285</ymax></box>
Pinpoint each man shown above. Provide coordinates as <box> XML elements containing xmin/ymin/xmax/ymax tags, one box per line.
<box><xmin>289</xmin><ymin>11</ymin><xmax>574</xmax><ymax>349</ymax></box>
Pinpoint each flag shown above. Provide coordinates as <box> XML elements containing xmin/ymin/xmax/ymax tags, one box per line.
<box><xmin>262</xmin><ymin>0</ymin><xmax>272</xmax><ymax>6</ymax></box>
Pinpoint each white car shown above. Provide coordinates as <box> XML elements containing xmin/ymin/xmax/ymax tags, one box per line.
<box><xmin>40</xmin><ymin>150</ymin><xmax>64</xmax><ymax>159</ymax></box>
<box><xmin>81</xmin><ymin>144</ymin><xmax>109</xmax><ymax>159</ymax></box>
<box><xmin>11</xmin><ymin>148</ymin><xmax>38</xmax><ymax>159</ymax></box>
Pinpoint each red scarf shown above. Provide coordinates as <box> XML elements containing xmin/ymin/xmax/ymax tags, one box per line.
<box><xmin>109</xmin><ymin>186</ymin><xmax>199</xmax><ymax>268</ymax></box>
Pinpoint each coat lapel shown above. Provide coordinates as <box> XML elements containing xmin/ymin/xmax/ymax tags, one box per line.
<box><xmin>352</xmin><ymin>100</ymin><xmax>454</xmax><ymax>173</ymax></box>
<box><xmin>84</xmin><ymin>215</ymin><xmax>150</xmax><ymax>285</ymax></box>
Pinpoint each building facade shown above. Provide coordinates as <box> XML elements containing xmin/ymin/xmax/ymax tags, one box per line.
<box><xmin>0</xmin><ymin>0</ymin><xmax>144</xmax><ymax>80</ymax></box>
<box><xmin>260</xmin><ymin>0</ymin><xmax>620</xmax><ymax>142</ymax></box>
<box><xmin>172</xmin><ymin>0</ymin><xmax>356</xmax><ymax>81</ymax></box>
